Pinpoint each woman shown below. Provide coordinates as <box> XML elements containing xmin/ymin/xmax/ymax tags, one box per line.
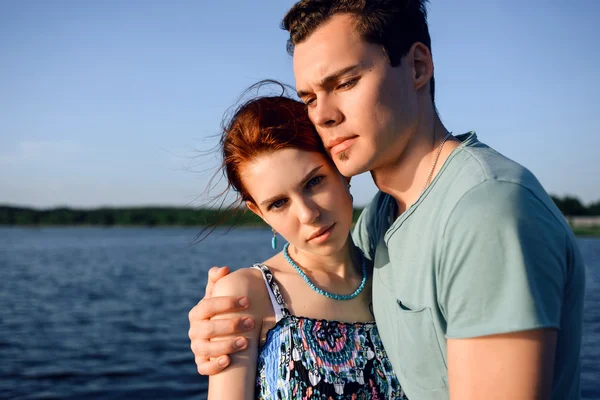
<box><xmin>205</xmin><ymin>91</ymin><xmax>407</xmax><ymax>399</ymax></box>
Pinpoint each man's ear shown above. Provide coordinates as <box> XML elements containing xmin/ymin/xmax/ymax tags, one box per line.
<box><xmin>409</xmin><ymin>41</ymin><xmax>434</xmax><ymax>92</ymax></box>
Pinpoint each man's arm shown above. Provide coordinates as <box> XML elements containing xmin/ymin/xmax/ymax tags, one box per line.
<box><xmin>440</xmin><ymin>181</ymin><xmax>568</xmax><ymax>398</ymax></box>
<box><xmin>448</xmin><ymin>329</ymin><xmax>557</xmax><ymax>399</ymax></box>
<box><xmin>188</xmin><ymin>266</ymin><xmax>256</xmax><ymax>375</ymax></box>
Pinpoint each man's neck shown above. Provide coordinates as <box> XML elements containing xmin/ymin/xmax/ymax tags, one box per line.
<box><xmin>371</xmin><ymin>117</ymin><xmax>460</xmax><ymax>215</ymax></box>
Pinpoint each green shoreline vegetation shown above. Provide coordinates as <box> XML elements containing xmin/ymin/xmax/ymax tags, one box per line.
<box><xmin>571</xmin><ymin>226</ymin><xmax>600</xmax><ymax>237</ymax></box>
<box><xmin>1</xmin><ymin>195</ymin><xmax>598</xmax><ymax>236</ymax></box>
<box><xmin>0</xmin><ymin>206</ymin><xmax>365</xmax><ymax>227</ymax></box>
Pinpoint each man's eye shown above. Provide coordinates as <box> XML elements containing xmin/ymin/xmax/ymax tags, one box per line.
<box><xmin>337</xmin><ymin>78</ymin><xmax>358</xmax><ymax>90</ymax></box>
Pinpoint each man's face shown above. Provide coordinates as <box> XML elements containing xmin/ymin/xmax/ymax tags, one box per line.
<box><xmin>293</xmin><ymin>14</ymin><xmax>421</xmax><ymax>178</ymax></box>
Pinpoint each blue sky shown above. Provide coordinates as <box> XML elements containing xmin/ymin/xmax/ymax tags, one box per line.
<box><xmin>1</xmin><ymin>0</ymin><xmax>598</xmax><ymax>208</ymax></box>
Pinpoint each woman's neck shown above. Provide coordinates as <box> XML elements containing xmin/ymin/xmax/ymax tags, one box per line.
<box><xmin>285</xmin><ymin>236</ymin><xmax>362</xmax><ymax>280</ymax></box>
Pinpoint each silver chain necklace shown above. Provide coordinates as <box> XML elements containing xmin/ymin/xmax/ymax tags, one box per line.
<box><xmin>420</xmin><ymin>132</ymin><xmax>453</xmax><ymax>195</ymax></box>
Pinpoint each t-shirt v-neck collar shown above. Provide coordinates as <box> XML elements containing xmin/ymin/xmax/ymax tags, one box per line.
<box><xmin>383</xmin><ymin>131</ymin><xmax>478</xmax><ymax>241</ymax></box>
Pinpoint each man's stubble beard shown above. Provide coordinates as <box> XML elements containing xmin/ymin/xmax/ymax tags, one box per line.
<box><xmin>338</xmin><ymin>151</ymin><xmax>349</xmax><ymax>162</ymax></box>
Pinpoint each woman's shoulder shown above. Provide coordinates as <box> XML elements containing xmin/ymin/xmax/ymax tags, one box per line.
<box><xmin>211</xmin><ymin>266</ymin><xmax>266</xmax><ymax>298</ymax></box>
<box><xmin>211</xmin><ymin>265</ymin><xmax>276</xmax><ymax>322</ymax></box>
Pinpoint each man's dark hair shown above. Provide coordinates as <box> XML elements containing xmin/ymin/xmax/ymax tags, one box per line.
<box><xmin>281</xmin><ymin>0</ymin><xmax>435</xmax><ymax>102</ymax></box>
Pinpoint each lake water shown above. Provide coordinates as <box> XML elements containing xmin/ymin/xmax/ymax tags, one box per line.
<box><xmin>1</xmin><ymin>228</ymin><xmax>598</xmax><ymax>399</ymax></box>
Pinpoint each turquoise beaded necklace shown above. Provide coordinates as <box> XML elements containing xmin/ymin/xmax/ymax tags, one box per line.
<box><xmin>283</xmin><ymin>242</ymin><xmax>367</xmax><ymax>301</ymax></box>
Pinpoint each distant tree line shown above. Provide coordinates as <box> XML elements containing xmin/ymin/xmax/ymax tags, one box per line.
<box><xmin>550</xmin><ymin>195</ymin><xmax>600</xmax><ymax>216</ymax></box>
<box><xmin>0</xmin><ymin>206</ymin><xmax>261</xmax><ymax>227</ymax></box>
<box><xmin>0</xmin><ymin>195</ymin><xmax>596</xmax><ymax>227</ymax></box>
<box><xmin>0</xmin><ymin>205</ymin><xmax>366</xmax><ymax>226</ymax></box>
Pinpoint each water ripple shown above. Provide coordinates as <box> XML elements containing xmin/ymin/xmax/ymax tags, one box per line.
<box><xmin>0</xmin><ymin>228</ymin><xmax>597</xmax><ymax>398</ymax></box>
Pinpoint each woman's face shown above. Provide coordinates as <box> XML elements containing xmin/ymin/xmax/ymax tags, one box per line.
<box><xmin>243</xmin><ymin>148</ymin><xmax>354</xmax><ymax>256</ymax></box>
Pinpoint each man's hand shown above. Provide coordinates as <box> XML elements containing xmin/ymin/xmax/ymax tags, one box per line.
<box><xmin>188</xmin><ymin>266</ymin><xmax>256</xmax><ymax>375</ymax></box>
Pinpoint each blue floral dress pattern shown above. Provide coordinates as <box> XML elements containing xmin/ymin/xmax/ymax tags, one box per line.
<box><xmin>253</xmin><ymin>264</ymin><xmax>408</xmax><ymax>399</ymax></box>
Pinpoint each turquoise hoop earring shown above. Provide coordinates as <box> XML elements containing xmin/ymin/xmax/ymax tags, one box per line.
<box><xmin>271</xmin><ymin>228</ymin><xmax>277</xmax><ymax>250</ymax></box>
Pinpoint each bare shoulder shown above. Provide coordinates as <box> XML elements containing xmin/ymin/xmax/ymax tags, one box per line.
<box><xmin>211</xmin><ymin>267</ymin><xmax>265</xmax><ymax>298</ymax></box>
<box><xmin>258</xmin><ymin>253</ymin><xmax>287</xmax><ymax>274</ymax></box>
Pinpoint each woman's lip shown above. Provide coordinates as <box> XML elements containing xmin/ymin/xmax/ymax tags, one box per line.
<box><xmin>308</xmin><ymin>223</ymin><xmax>335</xmax><ymax>241</ymax></box>
<box><xmin>330</xmin><ymin>137</ymin><xmax>357</xmax><ymax>156</ymax></box>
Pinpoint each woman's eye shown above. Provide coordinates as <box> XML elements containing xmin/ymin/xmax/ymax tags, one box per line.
<box><xmin>270</xmin><ymin>199</ymin><xmax>287</xmax><ymax>210</ymax></box>
<box><xmin>306</xmin><ymin>176</ymin><xmax>323</xmax><ymax>189</ymax></box>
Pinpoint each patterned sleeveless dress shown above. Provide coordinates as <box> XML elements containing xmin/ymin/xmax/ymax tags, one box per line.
<box><xmin>253</xmin><ymin>264</ymin><xmax>408</xmax><ymax>399</ymax></box>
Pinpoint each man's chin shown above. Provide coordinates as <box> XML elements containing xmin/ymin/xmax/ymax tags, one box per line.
<box><xmin>333</xmin><ymin>158</ymin><xmax>368</xmax><ymax>178</ymax></box>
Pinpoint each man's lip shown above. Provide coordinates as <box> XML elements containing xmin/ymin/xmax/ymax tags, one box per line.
<box><xmin>327</xmin><ymin>135</ymin><xmax>357</xmax><ymax>150</ymax></box>
<box><xmin>328</xmin><ymin>136</ymin><xmax>357</xmax><ymax>156</ymax></box>
<box><xmin>307</xmin><ymin>223</ymin><xmax>335</xmax><ymax>241</ymax></box>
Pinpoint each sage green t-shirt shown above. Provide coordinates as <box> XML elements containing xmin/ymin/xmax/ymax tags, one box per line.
<box><xmin>353</xmin><ymin>132</ymin><xmax>585</xmax><ymax>400</ymax></box>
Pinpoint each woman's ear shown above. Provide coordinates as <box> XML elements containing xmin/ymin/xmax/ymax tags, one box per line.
<box><xmin>246</xmin><ymin>201</ymin><xmax>263</xmax><ymax>219</ymax></box>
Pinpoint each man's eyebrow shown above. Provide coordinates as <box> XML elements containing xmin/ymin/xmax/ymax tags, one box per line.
<box><xmin>259</xmin><ymin>165</ymin><xmax>324</xmax><ymax>207</ymax></box>
<box><xmin>296</xmin><ymin>64</ymin><xmax>361</xmax><ymax>98</ymax></box>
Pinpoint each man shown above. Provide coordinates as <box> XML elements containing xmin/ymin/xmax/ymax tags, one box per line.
<box><xmin>189</xmin><ymin>1</ymin><xmax>585</xmax><ymax>398</ymax></box>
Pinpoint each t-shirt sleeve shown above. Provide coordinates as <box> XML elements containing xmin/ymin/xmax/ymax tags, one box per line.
<box><xmin>439</xmin><ymin>180</ymin><xmax>567</xmax><ymax>338</ymax></box>
<box><xmin>352</xmin><ymin>191</ymin><xmax>389</xmax><ymax>262</ymax></box>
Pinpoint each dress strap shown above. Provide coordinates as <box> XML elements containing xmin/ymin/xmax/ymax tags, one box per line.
<box><xmin>252</xmin><ymin>264</ymin><xmax>290</xmax><ymax>322</ymax></box>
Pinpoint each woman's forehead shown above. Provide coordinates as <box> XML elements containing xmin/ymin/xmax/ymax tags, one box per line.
<box><xmin>242</xmin><ymin>149</ymin><xmax>329</xmax><ymax>192</ymax></box>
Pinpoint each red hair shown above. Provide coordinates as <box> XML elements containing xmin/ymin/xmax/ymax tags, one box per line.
<box><xmin>221</xmin><ymin>94</ymin><xmax>326</xmax><ymax>204</ymax></box>
<box><xmin>195</xmin><ymin>83</ymin><xmax>326</xmax><ymax>242</ymax></box>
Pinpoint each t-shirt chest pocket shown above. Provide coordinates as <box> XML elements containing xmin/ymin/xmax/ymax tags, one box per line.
<box><xmin>392</xmin><ymin>298</ymin><xmax>448</xmax><ymax>393</ymax></box>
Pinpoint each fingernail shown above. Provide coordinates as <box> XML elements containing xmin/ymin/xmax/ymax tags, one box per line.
<box><xmin>238</xmin><ymin>297</ymin><xmax>249</xmax><ymax>307</ymax></box>
<box><xmin>243</xmin><ymin>318</ymin><xmax>254</xmax><ymax>329</ymax></box>
<box><xmin>218</xmin><ymin>357</ymin><xmax>228</xmax><ymax>366</ymax></box>
<box><xmin>235</xmin><ymin>338</ymin><xmax>246</xmax><ymax>348</ymax></box>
